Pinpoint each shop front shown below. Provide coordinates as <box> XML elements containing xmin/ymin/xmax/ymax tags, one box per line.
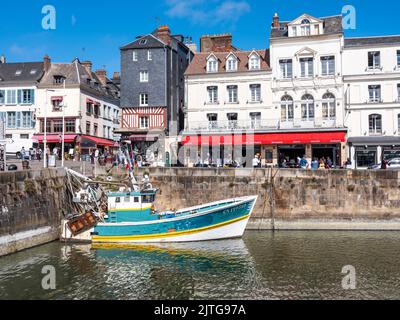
<box><xmin>182</xmin><ymin>131</ymin><xmax>347</xmax><ymax>168</ymax></box>
<box><xmin>348</xmin><ymin>137</ymin><xmax>400</xmax><ymax>169</ymax></box>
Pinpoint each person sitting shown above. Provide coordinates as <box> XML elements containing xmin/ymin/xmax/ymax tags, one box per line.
<box><xmin>311</xmin><ymin>158</ymin><xmax>319</xmax><ymax>170</ymax></box>
<box><xmin>300</xmin><ymin>156</ymin><xmax>309</xmax><ymax>169</ymax></box>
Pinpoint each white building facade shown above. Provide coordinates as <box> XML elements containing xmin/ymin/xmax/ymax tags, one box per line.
<box><xmin>269</xmin><ymin>13</ymin><xmax>347</xmax><ymax>167</ymax></box>
<box><xmin>343</xmin><ymin>36</ymin><xmax>400</xmax><ymax>168</ymax></box>
<box><xmin>183</xmin><ymin>49</ymin><xmax>274</xmax><ymax>167</ymax></box>
<box><xmin>0</xmin><ymin>59</ymin><xmax>44</xmax><ymax>158</ymax></box>
<box><xmin>35</xmin><ymin>57</ymin><xmax>120</xmax><ymax>157</ymax></box>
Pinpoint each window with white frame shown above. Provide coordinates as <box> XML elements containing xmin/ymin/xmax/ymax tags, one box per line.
<box><xmin>300</xmin><ymin>57</ymin><xmax>314</xmax><ymax>78</ymax></box>
<box><xmin>207</xmin><ymin>113</ymin><xmax>218</xmax><ymax>129</ymax></box>
<box><xmin>250</xmin><ymin>112</ymin><xmax>261</xmax><ymax>129</ymax></box>
<box><xmin>6</xmin><ymin>90</ymin><xmax>17</xmax><ymax>104</ymax></box>
<box><xmin>133</xmin><ymin>51</ymin><xmax>138</xmax><ymax>61</ymax></box>
<box><xmin>397</xmin><ymin>50</ymin><xmax>400</xmax><ymax>68</ymax></box>
<box><xmin>368</xmin><ymin>51</ymin><xmax>381</xmax><ymax>69</ymax></box>
<box><xmin>226</xmin><ymin>56</ymin><xmax>237</xmax><ymax>72</ymax></box>
<box><xmin>207</xmin><ymin>57</ymin><xmax>218</xmax><ymax>73</ymax></box>
<box><xmin>322</xmin><ymin>93</ymin><xmax>336</xmax><ymax>119</ymax></box>
<box><xmin>7</xmin><ymin>112</ymin><xmax>16</xmax><ymax>128</ymax></box>
<box><xmin>281</xmin><ymin>95</ymin><xmax>294</xmax><ymax>121</ymax></box>
<box><xmin>300</xmin><ymin>19</ymin><xmax>311</xmax><ymax>36</ymax></box>
<box><xmin>140</xmin><ymin>116</ymin><xmax>149</xmax><ymax>129</ymax></box>
<box><xmin>321</xmin><ymin>56</ymin><xmax>335</xmax><ymax>76</ymax></box>
<box><xmin>207</xmin><ymin>86</ymin><xmax>218</xmax><ymax>104</ymax></box>
<box><xmin>368</xmin><ymin>85</ymin><xmax>381</xmax><ymax>103</ymax></box>
<box><xmin>369</xmin><ymin>114</ymin><xmax>382</xmax><ymax>135</ymax></box>
<box><xmin>398</xmin><ymin>114</ymin><xmax>400</xmax><ymax>132</ymax></box>
<box><xmin>250</xmin><ymin>84</ymin><xmax>261</xmax><ymax>102</ymax></box>
<box><xmin>148</xmin><ymin>50</ymin><xmax>152</xmax><ymax>61</ymax></box>
<box><xmin>140</xmin><ymin>70</ymin><xmax>149</xmax><ymax>82</ymax></box>
<box><xmin>279</xmin><ymin>59</ymin><xmax>293</xmax><ymax>79</ymax></box>
<box><xmin>227</xmin><ymin>85</ymin><xmax>238</xmax><ymax>103</ymax></box>
<box><xmin>249</xmin><ymin>55</ymin><xmax>260</xmax><ymax>70</ymax></box>
<box><xmin>140</xmin><ymin>93</ymin><xmax>149</xmax><ymax>106</ymax></box>
<box><xmin>22</xmin><ymin>89</ymin><xmax>33</xmax><ymax>104</ymax></box>
<box><xmin>398</xmin><ymin>84</ymin><xmax>400</xmax><ymax>101</ymax></box>
<box><xmin>21</xmin><ymin>111</ymin><xmax>33</xmax><ymax>128</ymax></box>
<box><xmin>301</xmin><ymin>94</ymin><xmax>315</xmax><ymax>120</ymax></box>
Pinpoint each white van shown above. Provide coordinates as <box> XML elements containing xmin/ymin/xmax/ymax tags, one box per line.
<box><xmin>4</xmin><ymin>135</ymin><xmax>38</xmax><ymax>159</ymax></box>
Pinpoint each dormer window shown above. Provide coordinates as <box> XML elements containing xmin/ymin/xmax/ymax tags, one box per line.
<box><xmin>226</xmin><ymin>55</ymin><xmax>237</xmax><ymax>72</ymax></box>
<box><xmin>249</xmin><ymin>54</ymin><xmax>261</xmax><ymax>70</ymax></box>
<box><xmin>139</xmin><ymin>39</ymin><xmax>147</xmax><ymax>45</ymax></box>
<box><xmin>207</xmin><ymin>55</ymin><xmax>218</xmax><ymax>73</ymax></box>
<box><xmin>53</xmin><ymin>75</ymin><xmax>65</xmax><ymax>84</ymax></box>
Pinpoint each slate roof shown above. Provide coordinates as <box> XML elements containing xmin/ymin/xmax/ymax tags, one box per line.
<box><xmin>120</xmin><ymin>34</ymin><xmax>165</xmax><ymax>50</ymax></box>
<box><xmin>345</xmin><ymin>36</ymin><xmax>400</xmax><ymax>47</ymax></box>
<box><xmin>270</xmin><ymin>15</ymin><xmax>343</xmax><ymax>39</ymax></box>
<box><xmin>0</xmin><ymin>62</ymin><xmax>44</xmax><ymax>84</ymax></box>
<box><xmin>185</xmin><ymin>50</ymin><xmax>271</xmax><ymax>76</ymax></box>
<box><xmin>39</xmin><ymin>59</ymin><xmax>120</xmax><ymax>102</ymax></box>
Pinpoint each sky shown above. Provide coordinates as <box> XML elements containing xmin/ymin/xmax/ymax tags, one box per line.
<box><xmin>1</xmin><ymin>0</ymin><xmax>400</xmax><ymax>75</ymax></box>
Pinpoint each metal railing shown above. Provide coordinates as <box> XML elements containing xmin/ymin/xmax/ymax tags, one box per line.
<box><xmin>188</xmin><ymin>118</ymin><xmax>340</xmax><ymax>132</ymax></box>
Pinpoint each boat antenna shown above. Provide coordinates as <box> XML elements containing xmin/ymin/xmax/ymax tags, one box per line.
<box><xmin>123</xmin><ymin>143</ymin><xmax>139</xmax><ymax>191</ymax></box>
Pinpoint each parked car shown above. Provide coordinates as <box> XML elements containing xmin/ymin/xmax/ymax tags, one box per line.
<box><xmin>369</xmin><ymin>158</ymin><xmax>400</xmax><ymax>170</ymax></box>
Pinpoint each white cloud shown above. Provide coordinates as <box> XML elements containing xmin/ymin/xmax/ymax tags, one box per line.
<box><xmin>165</xmin><ymin>0</ymin><xmax>250</xmax><ymax>26</ymax></box>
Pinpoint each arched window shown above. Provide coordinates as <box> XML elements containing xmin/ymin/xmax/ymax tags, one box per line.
<box><xmin>369</xmin><ymin>114</ymin><xmax>382</xmax><ymax>135</ymax></box>
<box><xmin>281</xmin><ymin>95</ymin><xmax>294</xmax><ymax>121</ymax></box>
<box><xmin>301</xmin><ymin>94</ymin><xmax>314</xmax><ymax>120</ymax></box>
<box><xmin>322</xmin><ymin>93</ymin><xmax>336</xmax><ymax>119</ymax></box>
<box><xmin>300</xmin><ymin>19</ymin><xmax>311</xmax><ymax>36</ymax></box>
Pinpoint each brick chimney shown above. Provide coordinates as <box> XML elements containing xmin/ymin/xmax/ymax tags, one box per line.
<box><xmin>81</xmin><ymin>61</ymin><xmax>93</xmax><ymax>74</ymax></box>
<box><xmin>0</xmin><ymin>54</ymin><xmax>5</xmax><ymax>64</ymax></box>
<box><xmin>112</xmin><ymin>72</ymin><xmax>120</xmax><ymax>80</ymax></box>
<box><xmin>273</xmin><ymin>13</ymin><xmax>280</xmax><ymax>28</ymax></box>
<box><xmin>200</xmin><ymin>34</ymin><xmax>232</xmax><ymax>53</ymax></box>
<box><xmin>157</xmin><ymin>25</ymin><xmax>171</xmax><ymax>45</ymax></box>
<box><xmin>43</xmin><ymin>54</ymin><xmax>51</xmax><ymax>72</ymax></box>
<box><xmin>95</xmin><ymin>69</ymin><xmax>107</xmax><ymax>85</ymax></box>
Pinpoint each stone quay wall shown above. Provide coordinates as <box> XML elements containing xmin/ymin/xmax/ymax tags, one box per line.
<box><xmin>134</xmin><ymin>168</ymin><xmax>400</xmax><ymax>230</ymax></box>
<box><xmin>1</xmin><ymin>167</ymin><xmax>400</xmax><ymax>256</ymax></box>
<box><xmin>0</xmin><ymin>169</ymin><xmax>66</xmax><ymax>257</ymax></box>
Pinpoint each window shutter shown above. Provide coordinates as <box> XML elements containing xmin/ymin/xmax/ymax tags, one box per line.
<box><xmin>17</xmin><ymin>112</ymin><xmax>22</xmax><ymax>128</ymax></box>
<box><xmin>17</xmin><ymin>90</ymin><xmax>22</xmax><ymax>104</ymax></box>
<box><xmin>31</xmin><ymin>89</ymin><xmax>35</xmax><ymax>104</ymax></box>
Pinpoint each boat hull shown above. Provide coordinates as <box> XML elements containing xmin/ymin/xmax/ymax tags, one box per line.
<box><xmin>92</xmin><ymin>196</ymin><xmax>257</xmax><ymax>243</ymax></box>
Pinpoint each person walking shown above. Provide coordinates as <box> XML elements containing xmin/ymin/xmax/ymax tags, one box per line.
<box><xmin>311</xmin><ymin>158</ymin><xmax>319</xmax><ymax>170</ymax></box>
<box><xmin>20</xmin><ymin>147</ymin><xmax>26</xmax><ymax>160</ymax></box>
<box><xmin>300</xmin><ymin>156</ymin><xmax>309</xmax><ymax>169</ymax></box>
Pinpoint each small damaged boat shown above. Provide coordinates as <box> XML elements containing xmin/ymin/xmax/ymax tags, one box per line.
<box><xmin>61</xmin><ymin>152</ymin><xmax>258</xmax><ymax>244</ymax></box>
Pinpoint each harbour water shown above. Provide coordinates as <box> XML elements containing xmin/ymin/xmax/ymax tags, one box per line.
<box><xmin>0</xmin><ymin>231</ymin><xmax>399</xmax><ymax>300</ymax></box>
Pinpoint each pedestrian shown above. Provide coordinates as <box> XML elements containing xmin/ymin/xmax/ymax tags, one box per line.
<box><xmin>90</xmin><ymin>150</ymin><xmax>95</xmax><ymax>165</ymax></box>
<box><xmin>381</xmin><ymin>158</ymin><xmax>389</xmax><ymax>170</ymax></box>
<box><xmin>311</xmin><ymin>158</ymin><xmax>319</xmax><ymax>170</ymax></box>
<box><xmin>319</xmin><ymin>159</ymin><xmax>326</xmax><ymax>170</ymax></box>
<box><xmin>20</xmin><ymin>147</ymin><xmax>26</xmax><ymax>160</ymax></box>
<box><xmin>300</xmin><ymin>155</ymin><xmax>309</xmax><ymax>169</ymax></box>
<box><xmin>344</xmin><ymin>158</ymin><xmax>352</xmax><ymax>169</ymax></box>
<box><xmin>37</xmin><ymin>148</ymin><xmax>42</xmax><ymax>161</ymax></box>
<box><xmin>326</xmin><ymin>157</ymin><xmax>333</xmax><ymax>169</ymax></box>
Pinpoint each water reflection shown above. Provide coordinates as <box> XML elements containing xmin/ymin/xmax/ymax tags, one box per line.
<box><xmin>0</xmin><ymin>231</ymin><xmax>400</xmax><ymax>300</ymax></box>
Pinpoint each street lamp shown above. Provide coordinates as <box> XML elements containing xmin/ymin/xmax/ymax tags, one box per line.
<box><xmin>61</xmin><ymin>79</ymin><xmax>67</xmax><ymax>168</ymax></box>
<box><xmin>44</xmin><ymin>89</ymin><xmax>56</xmax><ymax>168</ymax></box>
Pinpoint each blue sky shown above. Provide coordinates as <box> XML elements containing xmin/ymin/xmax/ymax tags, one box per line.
<box><xmin>1</xmin><ymin>0</ymin><xmax>400</xmax><ymax>74</ymax></box>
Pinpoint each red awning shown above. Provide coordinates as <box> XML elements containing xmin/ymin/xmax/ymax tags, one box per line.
<box><xmin>81</xmin><ymin>135</ymin><xmax>115</xmax><ymax>147</ymax></box>
<box><xmin>86</xmin><ymin>98</ymin><xmax>94</xmax><ymax>104</ymax></box>
<box><xmin>182</xmin><ymin>132</ymin><xmax>346</xmax><ymax>146</ymax></box>
<box><xmin>129</xmin><ymin>134</ymin><xmax>159</xmax><ymax>142</ymax></box>
<box><xmin>33</xmin><ymin>134</ymin><xmax>77</xmax><ymax>143</ymax></box>
<box><xmin>51</xmin><ymin>96</ymin><xmax>63</xmax><ymax>101</ymax></box>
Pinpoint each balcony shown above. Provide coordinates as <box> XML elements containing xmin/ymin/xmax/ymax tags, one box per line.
<box><xmin>187</xmin><ymin>118</ymin><xmax>341</xmax><ymax>133</ymax></box>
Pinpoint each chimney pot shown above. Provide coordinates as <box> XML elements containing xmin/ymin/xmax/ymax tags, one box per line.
<box><xmin>273</xmin><ymin>13</ymin><xmax>280</xmax><ymax>28</ymax></box>
<box><xmin>82</xmin><ymin>61</ymin><xmax>93</xmax><ymax>74</ymax></box>
<box><xmin>113</xmin><ymin>72</ymin><xmax>120</xmax><ymax>79</ymax></box>
<box><xmin>43</xmin><ymin>55</ymin><xmax>51</xmax><ymax>72</ymax></box>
